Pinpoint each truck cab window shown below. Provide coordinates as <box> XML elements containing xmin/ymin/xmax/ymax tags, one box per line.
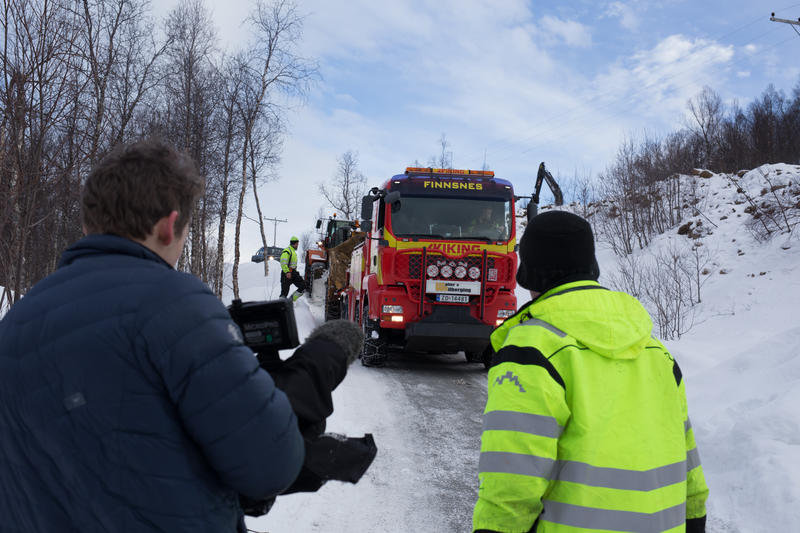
<box><xmin>390</xmin><ymin>196</ymin><xmax>511</xmax><ymax>241</ymax></box>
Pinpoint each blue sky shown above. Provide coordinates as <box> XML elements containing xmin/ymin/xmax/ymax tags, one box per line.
<box><xmin>157</xmin><ymin>0</ymin><xmax>800</xmax><ymax>258</ymax></box>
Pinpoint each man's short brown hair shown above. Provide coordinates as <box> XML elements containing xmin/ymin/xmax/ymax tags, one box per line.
<box><xmin>81</xmin><ymin>139</ymin><xmax>205</xmax><ymax>239</ymax></box>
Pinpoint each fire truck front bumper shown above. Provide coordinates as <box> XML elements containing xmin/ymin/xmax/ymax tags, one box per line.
<box><xmin>403</xmin><ymin>306</ymin><xmax>493</xmax><ymax>354</ymax></box>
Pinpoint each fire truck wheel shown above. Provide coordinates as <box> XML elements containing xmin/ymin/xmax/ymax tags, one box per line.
<box><xmin>360</xmin><ymin>302</ymin><xmax>387</xmax><ymax>367</ymax></box>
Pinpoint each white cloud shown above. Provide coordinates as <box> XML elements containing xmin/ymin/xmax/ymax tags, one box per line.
<box><xmin>737</xmin><ymin>71</ymin><xmax>751</xmax><ymax>78</ymax></box>
<box><xmin>195</xmin><ymin>1</ymin><xmax>747</xmax><ymax>257</ymax></box>
<box><xmin>604</xmin><ymin>1</ymin><xmax>640</xmax><ymax>31</ymax></box>
<box><xmin>593</xmin><ymin>35</ymin><xmax>735</xmax><ymax>126</ymax></box>
<box><xmin>297</xmin><ymin>0</ymin><xmax>534</xmax><ymax>61</ymax></box>
<box><xmin>743</xmin><ymin>44</ymin><xmax>759</xmax><ymax>54</ymax></box>
<box><xmin>539</xmin><ymin>15</ymin><xmax>592</xmax><ymax>48</ymax></box>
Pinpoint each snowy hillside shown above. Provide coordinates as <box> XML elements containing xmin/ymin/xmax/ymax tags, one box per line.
<box><xmin>547</xmin><ymin>163</ymin><xmax>800</xmax><ymax>532</ymax></box>
<box><xmin>641</xmin><ymin>166</ymin><xmax>800</xmax><ymax>532</ymax></box>
<box><xmin>165</xmin><ymin>165</ymin><xmax>800</xmax><ymax>531</ymax></box>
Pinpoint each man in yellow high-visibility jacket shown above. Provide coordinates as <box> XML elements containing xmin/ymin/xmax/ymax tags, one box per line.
<box><xmin>473</xmin><ymin>210</ymin><xmax>709</xmax><ymax>533</ymax></box>
<box><xmin>279</xmin><ymin>236</ymin><xmax>305</xmax><ymax>301</ymax></box>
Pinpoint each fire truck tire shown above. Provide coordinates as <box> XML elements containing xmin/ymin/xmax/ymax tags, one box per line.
<box><xmin>360</xmin><ymin>301</ymin><xmax>387</xmax><ymax>367</ymax></box>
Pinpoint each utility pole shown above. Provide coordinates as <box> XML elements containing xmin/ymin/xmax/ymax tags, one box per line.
<box><xmin>263</xmin><ymin>217</ymin><xmax>288</xmax><ymax>247</ymax></box>
<box><xmin>770</xmin><ymin>12</ymin><xmax>800</xmax><ymax>37</ymax></box>
<box><xmin>260</xmin><ymin>217</ymin><xmax>287</xmax><ymax>278</ymax></box>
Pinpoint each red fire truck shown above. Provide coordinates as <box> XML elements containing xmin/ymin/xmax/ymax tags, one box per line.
<box><xmin>338</xmin><ymin>167</ymin><xmax>519</xmax><ymax>367</ymax></box>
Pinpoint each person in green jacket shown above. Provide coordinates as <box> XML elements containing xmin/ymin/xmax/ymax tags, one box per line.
<box><xmin>279</xmin><ymin>236</ymin><xmax>305</xmax><ymax>301</ymax></box>
<box><xmin>473</xmin><ymin>210</ymin><xmax>709</xmax><ymax>533</ymax></box>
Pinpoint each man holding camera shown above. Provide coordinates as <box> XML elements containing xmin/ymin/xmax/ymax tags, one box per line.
<box><xmin>279</xmin><ymin>236</ymin><xmax>306</xmax><ymax>301</ymax></box>
<box><xmin>0</xmin><ymin>140</ymin><xmax>357</xmax><ymax>532</ymax></box>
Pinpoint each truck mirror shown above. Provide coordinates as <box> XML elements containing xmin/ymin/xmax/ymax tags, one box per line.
<box><xmin>385</xmin><ymin>190</ymin><xmax>401</xmax><ymax>213</ymax></box>
<box><xmin>361</xmin><ymin>220</ymin><xmax>373</xmax><ymax>233</ymax></box>
<box><xmin>315</xmin><ymin>219</ymin><xmax>322</xmax><ymax>229</ymax></box>
<box><xmin>527</xmin><ymin>203</ymin><xmax>538</xmax><ymax>223</ymax></box>
<box><xmin>360</xmin><ymin>195</ymin><xmax>374</xmax><ymax>221</ymax></box>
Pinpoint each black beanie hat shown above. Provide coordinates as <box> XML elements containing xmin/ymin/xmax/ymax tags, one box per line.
<box><xmin>516</xmin><ymin>210</ymin><xmax>600</xmax><ymax>293</ymax></box>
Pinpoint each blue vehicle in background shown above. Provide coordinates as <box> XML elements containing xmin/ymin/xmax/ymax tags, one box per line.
<box><xmin>252</xmin><ymin>245</ymin><xmax>283</xmax><ymax>263</ymax></box>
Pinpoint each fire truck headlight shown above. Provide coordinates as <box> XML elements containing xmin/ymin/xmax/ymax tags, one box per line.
<box><xmin>382</xmin><ymin>305</ymin><xmax>403</xmax><ymax>314</ymax></box>
<box><xmin>454</xmin><ymin>266</ymin><xmax>467</xmax><ymax>279</ymax></box>
<box><xmin>426</xmin><ymin>264</ymin><xmax>439</xmax><ymax>278</ymax></box>
<box><xmin>497</xmin><ymin>310</ymin><xmax>514</xmax><ymax>318</ymax></box>
<box><xmin>440</xmin><ymin>265</ymin><xmax>453</xmax><ymax>278</ymax></box>
<box><xmin>468</xmin><ymin>266</ymin><xmax>480</xmax><ymax>280</ymax></box>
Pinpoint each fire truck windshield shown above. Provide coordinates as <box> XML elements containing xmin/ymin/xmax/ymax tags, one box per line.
<box><xmin>390</xmin><ymin>196</ymin><xmax>512</xmax><ymax>241</ymax></box>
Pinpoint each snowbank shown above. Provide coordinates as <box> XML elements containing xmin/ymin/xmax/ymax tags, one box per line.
<box><xmin>605</xmin><ymin>165</ymin><xmax>800</xmax><ymax>531</ymax></box>
<box><xmin>519</xmin><ymin>164</ymin><xmax>800</xmax><ymax>531</ymax></box>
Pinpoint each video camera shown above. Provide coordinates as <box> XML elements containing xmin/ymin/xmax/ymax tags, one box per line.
<box><xmin>225</xmin><ymin>298</ymin><xmax>377</xmax><ymax>517</ymax></box>
<box><xmin>227</xmin><ymin>298</ymin><xmax>300</xmax><ymax>353</ymax></box>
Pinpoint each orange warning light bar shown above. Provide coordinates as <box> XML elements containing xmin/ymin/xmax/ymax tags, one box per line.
<box><xmin>405</xmin><ymin>167</ymin><xmax>495</xmax><ymax>177</ymax></box>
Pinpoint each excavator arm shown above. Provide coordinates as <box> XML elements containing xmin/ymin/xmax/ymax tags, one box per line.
<box><xmin>532</xmin><ymin>162</ymin><xmax>564</xmax><ymax>207</ymax></box>
<box><xmin>523</xmin><ymin>162</ymin><xmax>563</xmax><ymax>220</ymax></box>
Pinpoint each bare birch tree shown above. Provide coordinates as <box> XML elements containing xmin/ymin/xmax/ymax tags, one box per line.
<box><xmin>428</xmin><ymin>132</ymin><xmax>453</xmax><ymax>168</ymax></box>
<box><xmin>230</xmin><ymin>0</ymin><xmax>317</xmax><ymax>299</ymax></box>
<box><xmin>686</xmin><ymin>86</ymin><xmax>724</xmax><ymax>168</ymax></box>
<box><xmin>162</xmin><ymin>0</ymin><xmax>221</xmax><ymax>278</ymax></box>
<box><xmin>319</xmin><ymin>150</ymin><xmax>367</xmax><ymax>220</ymax></box>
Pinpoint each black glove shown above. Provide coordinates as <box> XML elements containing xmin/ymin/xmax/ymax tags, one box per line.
<box><xmin>283</xmin><ymin>433</ymin><xmax>377</xmax><ymax>494</ymax></box>
<box><xmin>241</xmin><ymin>433</ymin><xmax>378</xmax><ymax>516</ymax></box>
<box><xmin>306</xmin><ymin>319</ymin><xmax>364</xmax><ymax>365</ymax></box>
<box><xmin>686</xmin><ymin>516</ymin><xmax>706</xmax><ymax>533</ymax></box>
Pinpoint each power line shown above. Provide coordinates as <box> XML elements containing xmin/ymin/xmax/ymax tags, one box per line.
<box><xmin>466</xmin><ymin>12</ymin><xmax>771</xmax><ymax>165</ymax></box>
<box><xmin>489</xmin><ymin>29</ymin><xmax>775</xmax><ymax>166</ymax></box>
<box><xmin>482</xmin><ymin>27</ymin><xmax>775</xmax><ymax>167</ymax></box>
<box><xmin>508</xmin><ymin>32</ymin><xmax>800</xmax><ymax>171</ymax></box>
<box><xmin>464</xmin><ymin>2</ymin><xmax>800</xmax><ymax>169</ymax></box>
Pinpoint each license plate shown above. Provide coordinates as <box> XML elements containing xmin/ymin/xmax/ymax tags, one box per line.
<box><xmin>436</xmin><ymin>294</ymin><xmax>469</xmax><ymax>304</ymax></box>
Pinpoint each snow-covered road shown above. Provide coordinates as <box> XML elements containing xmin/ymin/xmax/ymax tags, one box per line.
<box><xmin>256</xmin><ymin>354</ymin><xmax>488</xmax><ymax>531</ymax></box>
<box><xmin>246</xmin><ymin>297</ymin><xmax>489</xmax><ymax>532</ymax></box>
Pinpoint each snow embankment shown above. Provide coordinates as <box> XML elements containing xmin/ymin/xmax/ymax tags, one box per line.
<box><xmin>665</xmin><ymin>167</ymin><xmax>800</xmax><ymax>532</ymax></box>
<box><xmin>617</xmin><ymin>164</ymin><xmax>800</xmax><ymax>532</ymax></box>
<box><xmin>528</xmin><ymin>163</ymin><xmax>800</xmax><ymax>531</ymax></box>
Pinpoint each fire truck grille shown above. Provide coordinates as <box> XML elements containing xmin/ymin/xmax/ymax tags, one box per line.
<box><xmin>397</xmin><ymin>252</ymin><xmax>512</xmax><ymax>282</ymax></box>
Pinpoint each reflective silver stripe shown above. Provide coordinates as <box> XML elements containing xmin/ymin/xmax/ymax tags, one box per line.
<box><xmin>687</xmin><ymin>447</ymin><xmax>701</xmax><ymax>471</ymax></box>
<box><xmin>542</xmin><ymin>500</ymin><xmax>686</xmax><ymax>533</ymax></box>
<box><xmin>685</xmin><ymin>418</ymin><xmax>692</xmax><ymax>432</ymax></box>
<box><xmin>554</xmin><ymin>458</ymin><xmax>687</xmax><ymax>491</ymax></box>
<box><xmin>479</xmin><ymin>451</ymin><xmax>555</xmax><ymax>479</ymax></box>
<box><xmin>514</xmin><ymin>318</ymin><xmax>567</xmax><ymax>338</ymax></box>
<box><xmin>482</xmin><ymin>410</ymin><xmax>564</xmax><ymax>439</ymax></box>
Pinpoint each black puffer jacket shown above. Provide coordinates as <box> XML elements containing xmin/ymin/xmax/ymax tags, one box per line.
<box><xmin>0</xmin><ymin>235</ymin><xmax>304</xmax><ymax>532</ymax></box>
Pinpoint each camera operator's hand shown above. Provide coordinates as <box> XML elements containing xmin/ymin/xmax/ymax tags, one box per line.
<box><xmin>306</xmin><ymin>319</ymin><xmax>364</xmax><ymax>365</ymax></box>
